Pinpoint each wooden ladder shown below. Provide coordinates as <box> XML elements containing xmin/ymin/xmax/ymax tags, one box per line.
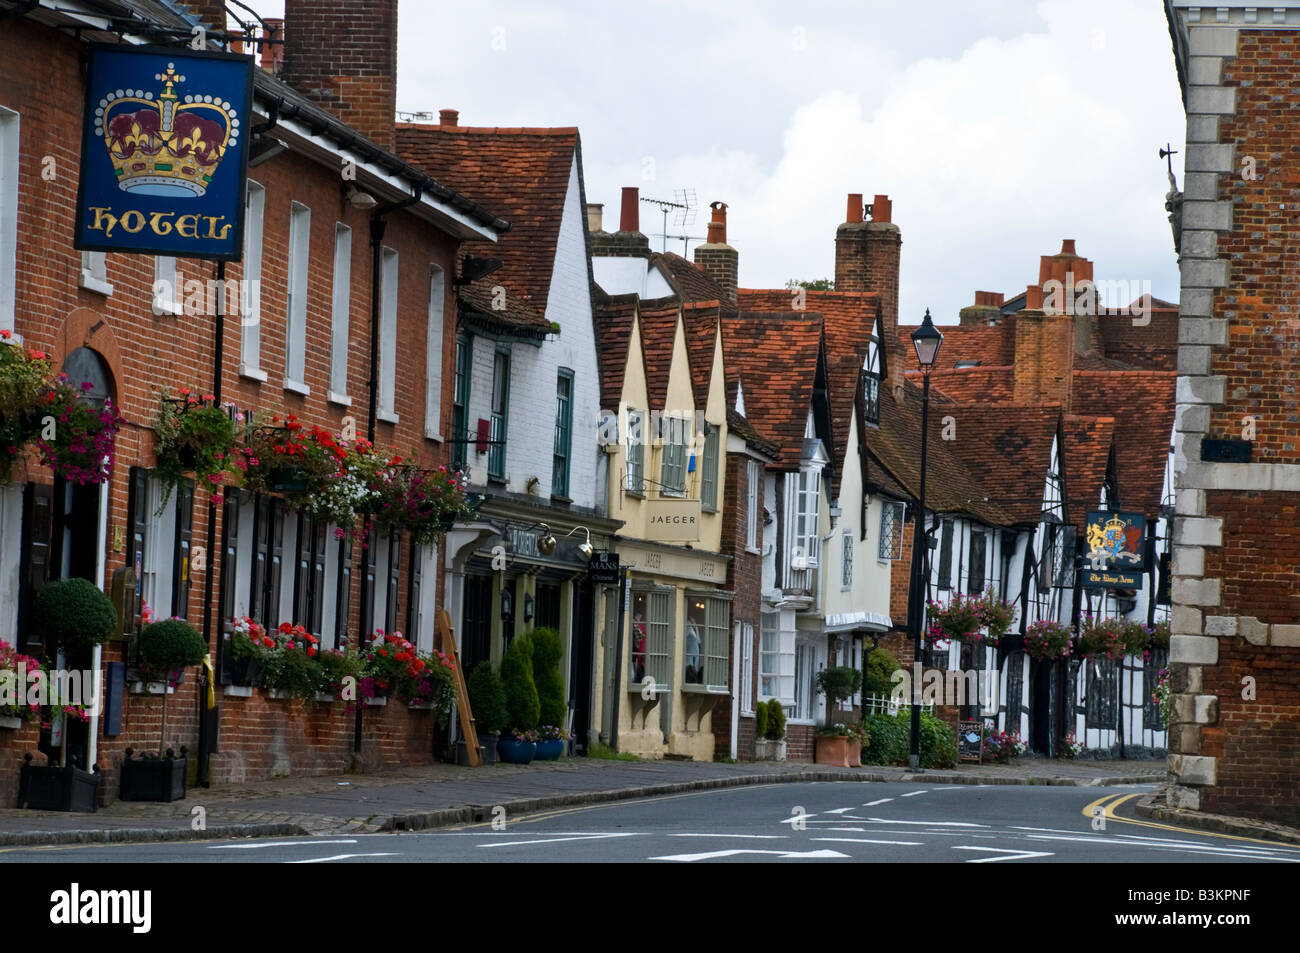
<box><xmin>435</xmin><ymin>610</ymin><xmax>481</xmax><ymax>767</ymax></box>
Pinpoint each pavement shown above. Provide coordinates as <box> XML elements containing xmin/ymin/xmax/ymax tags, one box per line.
<box><xmin>0</xmin><ymin>754</ymin><xmax>1167</xmax><ymax>847</ymax></box>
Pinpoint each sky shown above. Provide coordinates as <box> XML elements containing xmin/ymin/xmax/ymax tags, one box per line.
<box><xmin>248</xmin><ymin>0</ymin><xmax>1186</xmax><ymax>325</ymax></box>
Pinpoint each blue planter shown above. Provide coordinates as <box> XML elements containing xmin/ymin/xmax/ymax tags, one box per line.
<box><xmin>535</xmin><ymin>739</ymin><xmax>564</xmax><ymax>761</ymax></box>
<box><xmin>497</xmin><ymin>738</ymin><xmax>537</xmax><ymax>765</ymax></box>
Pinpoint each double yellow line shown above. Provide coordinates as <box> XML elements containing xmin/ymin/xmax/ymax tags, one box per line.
<box><xmin>1082</xmin><ymin>792</ymin><xmax>1295</xmax><ymax>848</ymax></box>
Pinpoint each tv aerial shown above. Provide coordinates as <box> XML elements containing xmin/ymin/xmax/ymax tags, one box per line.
<box><xmin>641</xmin><ymin>188</ymin><xmax>703</xmax><ymax>254</ymax></box>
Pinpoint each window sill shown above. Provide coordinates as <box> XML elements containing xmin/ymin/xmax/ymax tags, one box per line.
<box><xmin>550</xmin><ymin>493</ymin><xmax>572</xmax><ymax>506</ymax></box>
<box><xmin>624</xmin><ymin>487</ymin><xmax>645</xmax><ymax>499</ymax></box>
<box><xmin>423</xmin><ymin>428</ymin><xmax>443</xmax><ymax>442</ymax></box>
<box><xmin>377</xmin><ymin>410</ymin><xmax>399</xmax><ymax>425</ymax></box>
<box><xmin>487</xmin><ymin>475</ymin><xmax>506</xmax><ymax>486</ymax></box>
<box><xmin>327</xmin><ymin>390</ymin><xmax>352</xmax><ymax>407</ymax></box>
<box><xmin>239</xmin><ymin>364</ymin><xmax>268</xmax><ymax>383</ymax></box>
<box><xmin>745</xmin><ymin>546</ymin><xmax>761</xmax><ymax>556</ymax></box>
<box><xmin>80</xmin><ymin>270</ymin><xmax>114</xmax><ymax>296</ymax></box>
<box><xmin>283</xmin><ymin>377</ymin><xmax>310</xmax><ymax>396</ymax></box>
<box><xmin>223</xmin><ymin>685</ymin><xmax>253</xmax><ymax>698</ymax></box>
<box><xmin>152</xmin><ymin>300</ymin><xmax>184</xmax><ymax>317</ymax></box>
<box><xmin>681</xmin><ymin>682</ymin><xmax>728</xmax><ymax>696</ymax></box>
<box><xmin>702</xmin><ymin>506</ymin><xmax>718</xmax><ymax>515</ymax></box>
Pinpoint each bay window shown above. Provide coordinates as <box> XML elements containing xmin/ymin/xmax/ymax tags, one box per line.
<box><xmin>685</xmin><ymin>591</ymin><xmax>729</xmax><ymax>688</ymax></box>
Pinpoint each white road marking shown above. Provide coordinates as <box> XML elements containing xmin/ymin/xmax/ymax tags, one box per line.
<box><xmin>210</xmin><ymin>840</ymin><xmax>357</xmax><ymax>850</ymax></box>
<box><xmin>287</xmin><ymin>852</ymin><xmax>399</xmax><ymax>863</ymax></box>
<box><xmin>481</xmin><ymin>833</ymin><xmax>640</xmax><ymax>848</ymax></box>
<box><xmin>864</xmin><ymin>818</ymin><xmax>990</xmax><ymax>827</ymax></box>
<box><xmin>813</xmin><ymin>837</ymin><xmax>923</xmax><ymax>846</ymax></box>
<box><xmin>780</xmin><ymin>814</ymin><xmax>817</xmax><ymax>824</ymax></box>
<box><xmin>900</xmin><ymin>790</ymin><xmax>928</xmax><ymax>797</ymax></box>
<box><xmin>651</xmin><ymin>848</ymin><xmax>850</xmax><ymax>862</ymax></box>
<box><xmin>669</xmin><ymin>833</ymin><xmax>789</xmax><ymax>839</ymax></box>
<box><xmin>1021</xmin><ymin>833</ymin><xmax>1300</xmax><ymax>861</ymax></box>
<box><xmin>863</xmin><ymin>799</ymin><xmax>893</xmax><ymax>807</ymax></box>
<box><xmin>825</xmin><ymin>808</ymin><xmax>854</xmax><ymax>814</ymax></box>
<box><xmin>954</xmin><ymin>846</ymin><xmax>1054</xmax><ymax>863</ymax></box>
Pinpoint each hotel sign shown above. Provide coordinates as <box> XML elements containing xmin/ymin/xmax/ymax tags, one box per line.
<box><xmin>74</xmin><ymin>45</ymin><xmax>254</xmax><ymax>260</ymax></box>
<box><xmin>645</xmin><ymin>499</ymin><xmax>701</xmax><ymax>542</ymax></box>
<box><xmin>1080</xmin><ymin>510</ymin><xmax>1146</xmax><ymax>589</ymax></box>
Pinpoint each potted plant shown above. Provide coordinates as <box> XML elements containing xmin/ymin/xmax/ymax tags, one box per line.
<box><xmin>814</xmin><ymin>665</ymin><xmax>862</xmax><ymax>724</ymax></box>
<box><xmin>1076</xmin><ymin>615</ymin><xmax>1126</xmax><ymax>659</ymax></box>
<box><xmin>239</xmin><ymin>416</ymin><xmax>345</xmax><ymax>501</ymax></box>
<box><xmin>359</xmin><ymin>629</ymin><xmax>421</xmax><ymax>701</ymax></box>
<box><xmin>19</xmin><ymin>578</ymin><xmax>117</xmax><ymax>812</ymax></box>
<box><xmin>498</xmin><ymin>635</ymin><xmax>540</xmax><ymax>764</ymax></box>
<box><xmin>1023</xmin><ymin>620</ymin><xmax>1073</xmax><ymax>661</ymax></box>
<box><xmin>466</xmin><ymin>663</ymin><xmax>508</xmax><ymax>766</ymax></box>
<box><xmin>33</xmin><ymin>378</ymin><xmax>124</xmax><ymax>485</ymax></box>
<box><xmin>316</xmin><ymin>645</ymin><xmax>363</xmax><ymax>704</ymax></box>
<box><xmin>153</xmin><ymin>389</ymin><xmax>241</xmax><ymax>509</ymax></box>
<box><xmin>0</xmin><ymin>332</ymin><xmax>52</xmax><ymax>482</ymax></box>
<box><xmin>814</xmin><ymin>722</ymin><xmax>861</xmax><ymax>768</ymax></box>
<box><xmin>121</xmin><ymin>618</ymin><xmax>205</xmax><ymax>801</ymax></box>
<box><xmin>530</xmin><ymin>627</ymin><xmax>566</xmax><ymax>729</ymax></box>
<box><xmin>764</xmin><ymin>697</ymin><xmax>787</xmax><ymax>760</ymax></box>
<box><xmin>536</xmin><ymin>724</ymin><xmax>570</xmax><ymax>761</ymax></box>
<box><xmin>227</xmin><ymin>616</ymin><xmax>270</xmax><ymax>685</ymax></box>
<box><xmin>259</xmin><ymin>623</ymin><xmax>324</xmax><ymax>701</ymax></box>
<box><xmin>0</xmin><ymin>639</ymin><xmax>43</xmax><ymax>728</ymax></box>
<box><xmin>407</xmin><ymin>649</ymin><xmax>456</xmax><ymax>722</ymax></box>
<box><xmin>753</xmin><ymin>701</ymin><xmax>770</xmax><ymax>759</ymax></box>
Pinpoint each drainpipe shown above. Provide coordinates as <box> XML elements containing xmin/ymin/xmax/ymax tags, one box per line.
<box><xmin>355</xmin><ymin>185</ymin><xmax>423</xmax><ymax>755</ymax></box>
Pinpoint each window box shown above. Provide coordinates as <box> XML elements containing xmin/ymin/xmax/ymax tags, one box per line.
<box><xmin>120</xmin><ymin>751</ymin><xmax>187</xmax><ymax>802</ymax></box>
<box><xmin>266</xmin><ymin>688</ymin><xmax>292</xmax><ymax>700</ymax></box>
<box><xmin>366</xmin><ymin>696</ymin><xmax>388</xmax><ymax>707</ymax></box>
<box><xmin>18</xmin><ymin>757</ymin><xmax>99</xmax><ymax>813</ymax></box>
<box><xmin>0</xmin><ymin>715</ymin><xmax>23</xmax><ymax>730</ymax></box>
<box><xmin>130</xmin><ymin>682</ymin><xmax>175</xmax><ymax>695</ymax></box>
<box><xmin>224</xmin><ymin>685</ymin><xmax>253</xmax><ymax>698</ymax></box>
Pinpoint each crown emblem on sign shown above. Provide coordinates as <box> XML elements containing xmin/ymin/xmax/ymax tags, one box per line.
<box><xmin>94</xmin><ymin>62</ymin><xmax>240</xmax><ymax>198</ymax></box>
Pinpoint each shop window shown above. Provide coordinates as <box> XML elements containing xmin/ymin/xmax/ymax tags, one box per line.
<box><xmin>685</xmin><ymin>592</ymin><xmax>729</xmax><ymax>687</ymax></box>
<box><xmin>630</xmin><ymin>588</ymin><xmax>673</xmax><ymax>688</ymax></box>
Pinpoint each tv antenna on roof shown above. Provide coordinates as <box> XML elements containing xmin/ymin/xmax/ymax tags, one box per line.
<box><xmin>641</xmin><ymin>189</ymin><xmax>700</xmax><ymax>253</ymax></box>
<box><xmin>397</xmin><ymin>110</ymin><xmax>435</xmax><ymax>123</ymax></box>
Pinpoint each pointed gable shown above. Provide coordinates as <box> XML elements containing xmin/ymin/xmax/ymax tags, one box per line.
<box><xmin>593</xmin><ymin>293</ymin><xmax>640</xmax><ymax>410</ymax></box>
<box><xmin>638</xmin><ymin>298</ymin><xmax>683</xmax><ymax>411</ymax></box>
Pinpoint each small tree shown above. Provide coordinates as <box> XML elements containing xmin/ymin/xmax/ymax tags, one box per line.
<box><xmin>529</xmin><ymin>627</ymin><xmax>566</xmax><ymax>729</ymax></box>
<box><xmin>815</xmin><ymin>665</ymin><xmax>862</xmax><ymax>723</ymax></box>
<box><xmin>467</xmin><ymin>663</ymin><xmax>509</xmax><ymax>735</ymax></box>
<box><xmin>500</xmin><ymin>635</ymin><xmax>539</xmax><ymax>733</ymax></box>
<box><xmin>136</xmin><ymin>619</ymin><xmax>206</xmax><ymax>754</ymax></box>
<box><xmin>765</xmin><ymin>698</ymin><xmax>786</xmax><ymax>740</ymax></box>
<box><xmin>863</xmin><ymin>648</ymin><xmax>901</xmax><ymax>696</ymax></box>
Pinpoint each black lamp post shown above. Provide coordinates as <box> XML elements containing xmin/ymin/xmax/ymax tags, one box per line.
<box><xmin>908</xmin><ymin>309</ymin><xmax>943</xmax><ymax>770</ymax></box>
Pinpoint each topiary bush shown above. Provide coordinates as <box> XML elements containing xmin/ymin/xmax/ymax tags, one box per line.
<box><xmin>468</xmin><ymin>663</ymin><xmax>509</xmax><ymax>735</ymax></box>
<box><xmin>766</xmin><ymin>697</ymin><xmax>786</xmax><ymax>740</ymax></box>
<box><xmin>815</xmin><ymin>665</ymin><xmax>862</xmax><ymax>720</ymax></box>
<box><xmin>529</xmin><ymin>626</ymin><xmax>566</xmax><ymax>729</ymax></box>
<box><xmin>137</xmin><ymin>619</ymin><xmax>206</xmax><ymax>673</ymax></box>
<box><xmin>754</xmin><ymin>702</ymin><xmax>768</xmax><ymax>739</ymax></box>
<box><xmin>863</xmin><ymin>647</ymin><xmax>902</xmax><ymax>696</ymax></box>
<box><xmin>500</xmin><ymin>634</ymin><xmax>539</xmax><ymax>733</ymax></box>
<box><xmin>34</xmin><ymin>577</ymin><xmax>118</xmax><ymax>652</ymax></box>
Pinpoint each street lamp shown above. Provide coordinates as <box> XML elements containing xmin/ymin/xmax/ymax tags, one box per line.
<box><xmin>908</xmin><ymin>309</ymin><xmax>943</xmax><ymax>770</ymax></box>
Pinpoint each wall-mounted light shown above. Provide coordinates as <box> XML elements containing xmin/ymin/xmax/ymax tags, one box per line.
<box><xmin>564</xmin><ymin>526</ymin><xmax>595</xmax><ymax>561</ymax></box>
<box><xmin>536</xmin><ymin>523</ymin><xmax>557</xmax><ymax>556</ymax></box>
<box><xmin>500</xmin><ymin>587</ymin><xmax>514</xmax><ymax>621</ymax></box>
<box><xmin>346</xmin><ymin>186</ymin><xmax>377</xmax><ymax>210</ymax></box>
<box><xmin>523</xmin><ymin>592</ymin><xmax>535</xmax><ymax>622</ymax></box>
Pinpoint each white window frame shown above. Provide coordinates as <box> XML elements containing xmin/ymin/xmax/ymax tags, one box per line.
<box><xmin>793</xmin><ymin>641</ymin><xmax>818</xmax><ymax>722</ymax></box>
<box><xmin>424</xmin><ymin>265</ymin><xmax>445</xmax><ymax>438</ymax></box>
<box><xmin>328</xmin><ymin>223</ymin><xmax>352</xmax><ymax>405</ymax></box>
<box><xmin>759</xmin><ymin>612</ymin><xmax>796</xmax><ymax>705</ymax></box>
<box><xmin>739</xmin><ymin>621</ymin><xmax>754</xmax><ymax>715</ymax></box>
<box><xmin>80</xmin><ymin>250</ymin><xmax>113</xmax><ymax>296</ymax></box>
<box><xmin>153</xmin><ymin>256</ymin><xmax>182</xmax><ymax>316</ymax></box>
<box><xmin>659</xmin><ymin>414</ymin><xmax>687</xmax><ymax>496</ymax></box>
<box><xmin>377</xmin><ymin>246</ymin><xmax>399</xmax><ymax>423</ymax></box>
<box><xmin>685</xmin><ymin>591</ymin><xmax>729</xmax><ymax>689</ymax></box>
<box><xmin>0</xmin><ymin>106</ymin><xmax>16</xmax><ymax>335</ymax></box>
<box><xmin>841</xmin><ymin>529</ymin><xmax>853</xmax><ymax>591</ymax></box>
<box><xmin>239</xmin><ymin>180</ymin><xmax>266</xmax><ymax>380</ymax></box>
<box><xmin>793</xmin><ymin>467</ymin><xmax>820</xmax><ymax>568</ymax></box>
<box><xmin>284</xmin><ymin>201</ymin><xmax>311</xmax><ymax>394</ymax></box>
<box><xmin>745</xmin><ymin>459</ymin><xmax>759</xmax><ymax>552</ymax></box>
<box><xmin>141</xmin><ymin>477</ymin><xmax>177</xmax><ymax>618</ymax></box>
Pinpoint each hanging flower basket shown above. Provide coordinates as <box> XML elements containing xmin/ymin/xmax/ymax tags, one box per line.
<box><xmin>1023</xmin><ymin>620</ymin><xmax>1073</xmax><ymax>661</ymax></box>
<box><xmin>33</xmin><ymin>379</ymin><xmax>123</xmax><ymax>485</ymax></box>
<box><xmin>0</xmin><ymin>332</ymin><xmax>53</xmax><ymax>482</ymax></box>
<box><xmin>1076</xmin><ymin>616</ymin><xmax>1127</xmax><ymax>659</ymax></box>
<box><xmin>378</xmin><ymin>466</ymin><xmax>475</xmax><ymax>544</ymax></box>
<box><xmin>154</xmin><ymin>389</ymin><xmax>242</xmax><ymax>510</ymax></box>
<box><xmin>239</xmin><ymin>417</ymin><xmax>343</xmax><ymax>501</ymax></box>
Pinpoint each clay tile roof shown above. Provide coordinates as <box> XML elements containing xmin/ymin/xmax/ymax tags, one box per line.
<box><xmin>682</xmin><ymin>300</ymin><xmax>722</xmax><ymax>409</ymax></box>
<box><xmin>1072</xmin><ymin>370</ymin><xmax>1176</xmax><ymax>516</ymax></box>
<box><xmin>1095</xmin><ymin>306</ymin><xmax>1180</xmax><ymax>371</ymax></box>
<box><xmin>655</xmin><ymin>253</ymin><xmax>731</xmax><ymax>305</ymax></box>
<box><xmin>917</xmin><ymin>366</ymin><xmax>1016</xmax><ymax>403</ymax></box>
<box><xmin>458</xmin><ymin>282</ymin><xmax>552</xmax><ymax>338</ymax></box>
<box><xmin>895</xmin><ymin>320</ymin><xmax>1018</xmax><ymax>372</ymax></box>
<box><xmin>863</xmin><ymin>383</ymin><xmax>1016</xmax><ymax>526</ymax></box>
<box><xmin>934</xmin><ymin>404</ymin><xmax>1065</xmax><ymax>524</ymax></box>
<box><xmin>1064</xmin><ymin>414</ymin><xmax>1116</xmax><ymax>526</ymax></box>
<box><xmin>721</xmin><ymin>312</ymin><xmax>824</xmax><ymax>467</ymax></box>
<box><xmin>638</xmin><ymin>300</ymin><xmax>684</xmax><ymax>411</ymax></box>
<box><xmin>395</xmin><ymin>124</ymin><xmax>579</xmax><ymax>312</ymax></box>
<box><xmin>593</xmin><ymin>294</ymin><xmax>640</xmax><ymax>410</ymax></box>
<box><xmin>726</xmin><ymin>407</ymin><xmax>781</xmax><ymax>459</ymax></box>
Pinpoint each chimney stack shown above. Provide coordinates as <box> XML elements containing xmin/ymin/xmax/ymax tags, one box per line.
<box><xmin>959</xmin><ymin>290</ymin><xmax>1005</xmax><ymax>326</ymax></box>
<box><xmin>260</xmin><ymin>19</ymin><xmax>284</xmax><ymax>74</ymax></box>
<box><xmin>586</xmin><ymin>204</ymin><xmax>605</xmax><ymax>234</ymax></box>
<box><xmin>184</xmin><ymin>1</ymin><xmax>227</xmax><ymax>31</ymax></box>
<box><xmin>1038</xmin><ymin>238</ymin><xmax>1100</xmax><ymax>356</ymax></box>
<box><xmin>693</xmin><ymin>201</ymin><xmax>737</xmax><ymax>304</ymax></box>
<box><xmin>439</xmin><ymin>108</ymin><xmax>459</xmax><ymax>127</ymax></box>
<box><xmin>590</xmin><ymin>187</ymin><xmax>651</xmax><ymax>259</ymax></box>
<box><xmin>1013</xmin><ymin>283</ymin><xmax>1073</xmax><ymax>411</ymax></box>
<box><xmin>836</xmin><ymin>193</ymin><xmax>903</xmax><ymax>387</ymax></box>
<box><xmin>280</xmin><ymin>0</ymin><xmax>398</xmax><ymax>149</ymax></box>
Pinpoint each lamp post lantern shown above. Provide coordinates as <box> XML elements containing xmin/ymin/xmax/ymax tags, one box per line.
<box><xmin>908</xmin><ymin>309</ymin><xmax>943</xmax><ymax>770</ymax></box>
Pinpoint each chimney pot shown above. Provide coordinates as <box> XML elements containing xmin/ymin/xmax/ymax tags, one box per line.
<box><xmin>1025</xmin><ymin>284</ymin><xmax>1044</xmax><ymax>310</ymax></box>
<box><xmin>439</xmin><ymin>109</ymin><xmax>459</xmax><ymax>127</ymax></box>
<box><xmin>845</xmin><ymin>193</ymin><xmax>864</xmax><ymax>224</ymax></box>
<box><xmin>1061</xmin><ymin>238</ymin><xmax>1077</xmax><ymax>256</ymax></box>
<box><xmin>870</xmin><ymin>194</ymin><xmax>892</xmax><ymax>224</ymax></box>
<box><xmin>705</xmin><ymin>201</ymin><xmax>728</xmax><ymax>245</ymax></box>
<box><xmin>586</xmin><ymin>203</ymin><xmax>604</xmax><ymax>234</ymax></box>
<box><xmin>619</xmin><ymin>187</ymin><xmax>640</xmax><ymax>232</ymax></box>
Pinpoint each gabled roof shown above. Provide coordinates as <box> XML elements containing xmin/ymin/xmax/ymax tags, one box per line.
<box><xmin>682</xmin><ymin>300</ymin><xmax>723</xmax><ymax>411</ymax></box>
<box><xmin>930</xmin><ymin>404</ymin><xmax>1064</xmax><ymax>525</ymax></box>
<box><xmin>592</xmin><ymin>294</ymin><xmax>640</xmax><ymax>410</ymax></box>
<box><xmin>656</xmin><ymin>253</ymin><xmax>730</xmax><ymax>305</ymax></box>
<box><xmin>923</xmin><ymin>366</ymin><xmax>1016</xmax><ymax>403</ymax></box>
<box><xmin>638</xmin><ymin>298</ymin><xmax>684</xmax><ymax>411</ymax></box>
<box><xmin>1072</xmin><ymin>370</ymin><xmax>1176</xmax><ymax>517</ymax></box>
<box><xmin>894</xmin><ymin>321</ymin><xmax>1018</xmax><ymax>371</ymax></box>
<box><xmin>721</xmin><ymin>312</ymin><xmax>824</xmax><ymax>467</ymax></box>
<box><xmin>396</xmin><ymin>124</ymin><xmax>580</xmax><ymax>310</ymax></box>
<box><xmin>1064</xmin><ymin>414</ymin><xmax>1116</xmax><ymax>527</ymax></box>
<box><xmin>459</xmin><ymin>282</ymin><xmax>551</xmax><ymax>341</ymax></box>
<box><xmin>726</xmin><ymin>407</ymin><xmax>781</xmax><ymax>460</ymax></box>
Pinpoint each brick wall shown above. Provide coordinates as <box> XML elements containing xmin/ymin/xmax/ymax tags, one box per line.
<box><xmin>0</xmin><ymin>17</ymin><xmax>459</xmax><ymax>803</ymax></box>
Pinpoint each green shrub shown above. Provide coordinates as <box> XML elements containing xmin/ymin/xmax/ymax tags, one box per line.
<box><xmin>754</xmin><ymin>702</ymin><xmax>768</xmax><ymax>739</ymax></box>
<box><xmin>260</xmin><ymin>647</ymin><xmax>324</xmax><ymax>701</ymax></box>
<box><xmin>34</xmin><ymin>578</ymin><xmax>118</xmax><ymax>652</ymax></box>
<box><xmin>766</xmin><ymin>698</ymin><xmax>786</xmax><ymax>740</ymax></box>
<box><xmin>500</xmin><ymin>635</ymin><xmax>539</xmax><ymax>732</ymax></box>
<box><xmin>860</xmin><ymin>710</ymin><xmax>957</xmax><ymax>769</ymax></box>
<box><xmin>529</xmin><ymin>626</ymin><xmax>566</xmax><ymax>728</ymax></box>
<box><xmin>316</xmin><ymin>648</ymin><xmax>363</xmax><ymax>698</ymax></box>
<box><xmin>863</xmin><ymin>648</ymin><xmax>902</xmax><ymax>696</ymax></box>
<box><xmin>468</xmin><ymin>663</ymin><xmax>509</xmax><ymax>734</ymax></box>
<box><xmin>137</xmin><ymin>619</ymin><xmax>206</xmax><ymax>676</ymax></box>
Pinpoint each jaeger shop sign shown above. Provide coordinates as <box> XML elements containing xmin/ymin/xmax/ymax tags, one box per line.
<box><xmin>74</xmin><ymin>45</ymin><xmax>255</xmax><ymax>260</ymax></box>
<box><xmin>645</xmin><ymin>499</ymin><xmax>701</xmax><ymax>542</ymax></box>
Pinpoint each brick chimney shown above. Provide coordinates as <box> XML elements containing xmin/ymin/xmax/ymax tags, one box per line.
<box><xmin>182</xmin><ymin>1</ymin><xmax>227</xmax><ymax>30</ymax></box>
<box><xmin>589</xmin><ymin>187</ymin><xmax>651</xmax><ymax>258</ymax></box>
<box><xmin>260</xmin><ymin>18</ymin><xmax>284</xmax><ymax>74</ymax></box>
<box><xmin>280</xmin><ymin>0</ymin><xmax>398</xmax><ymax>150</ymax></box>
<box><xmin>959</xmin><ymin>290</ymin><xmax>1005</xmax><ymax>326</ymax></box>
<box><xmin>1038</xmin><ymin>239</ymin><xmax>1100</xmax><ymax>356</ymax></box>
<box><xmin>693</xmin><ymin>201</ymin><xmax>737</xmax><ymax>304</ymax></box>
<box><xmin>438</xmin><ymin>108</ymin><xmax>459</xmax><ymax>127</ymax></box>
<box><xmin>836</xmin><ymin>193</ymin><xmax>903</xmax><ymax>388</ymax></box>
<box><xmin>1013</xmin><ymin>283</ymin><xmax>1073</xmax><ymax>411</ymax></box>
